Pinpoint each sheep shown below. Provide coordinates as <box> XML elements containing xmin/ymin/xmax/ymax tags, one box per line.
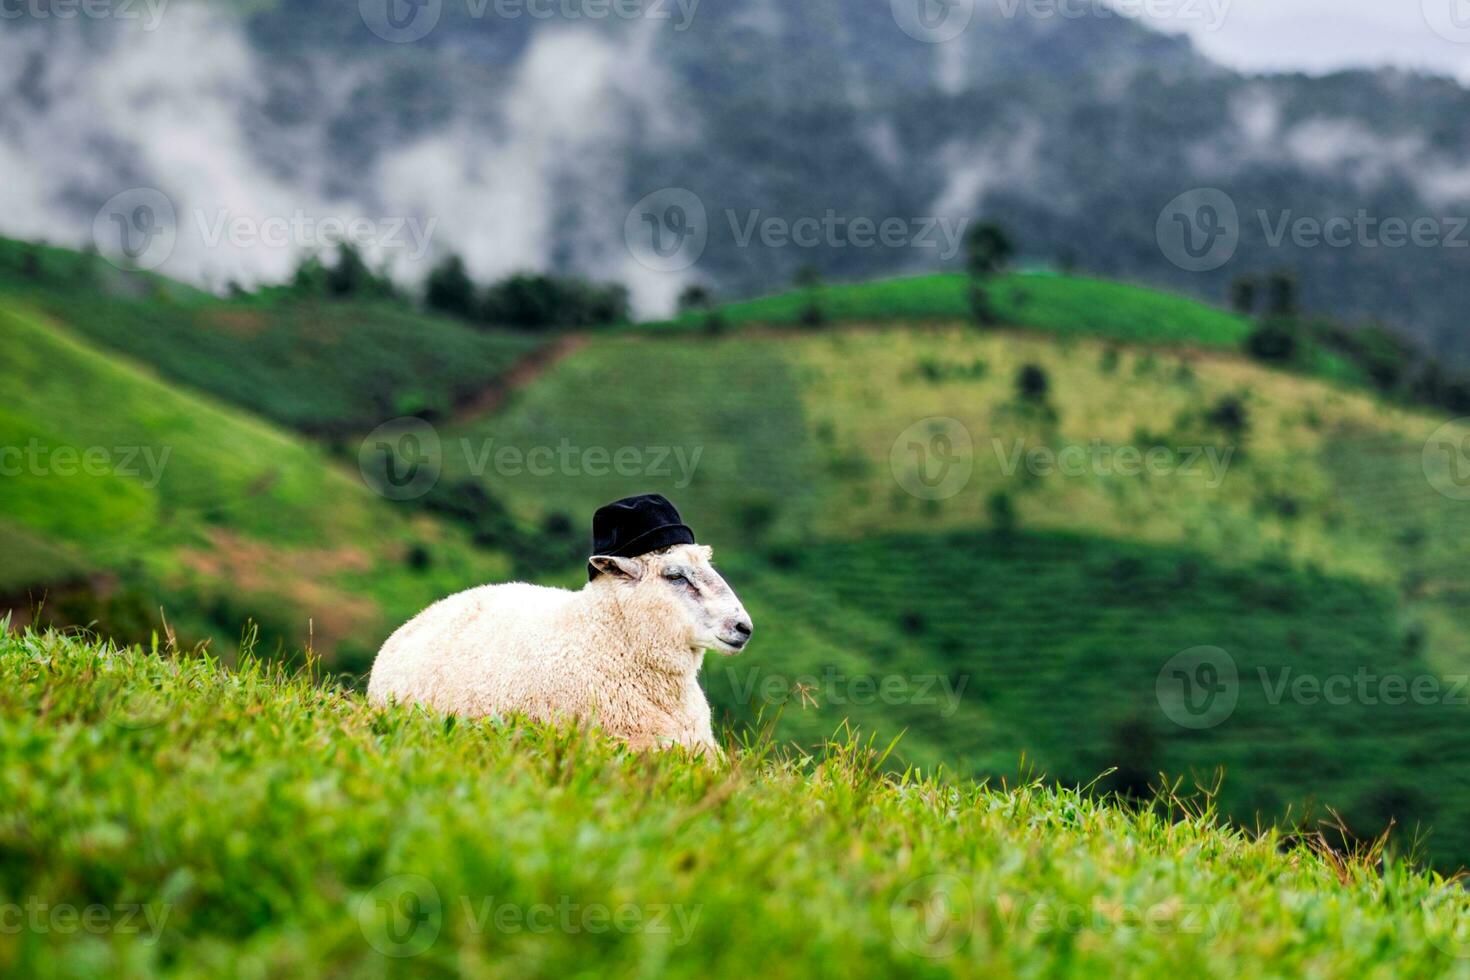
<box><xmin>366</xmin><ymin>543</ymin><xmax>753</xmax><ymax>756</ymax></box>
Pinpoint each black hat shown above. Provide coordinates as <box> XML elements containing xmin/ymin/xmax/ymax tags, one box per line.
<box><xmin>589</xmin><ymin>494</ymin><xmax>696</xmax><ymax>580</ymax></box>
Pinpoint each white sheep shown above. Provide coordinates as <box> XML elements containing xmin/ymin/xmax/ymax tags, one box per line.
<box><xmin>366</xmin><ymin>544</ymin><xmax>753</xmax><ymax>755</ymax></box>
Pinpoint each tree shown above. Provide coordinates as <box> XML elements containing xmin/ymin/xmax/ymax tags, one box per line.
<box><xmin>965</xmin><ymin>222</ymin><xmax>1015</xmax><ymax>327</ymax></box>
<box><xmin>480</xmin><ymin>273</ymin><xmax>630</xmax><ymax>330</ymax></box>
<box><xmin>677</xmin><ymin>284</ymin><xmax>714</xmax><ymax>315</ymax></box>
<box><xmin>1265</xmin><ymin>270</ymin><xmax>1299</xmax><ymax>319</ymax></box>
<box><xmin>1017</xmin><ymin>364</ymin><xmax>1050</xmax><ymax>402</ymax></box>
<box><xmin>1245</xmin><ymin>317</ymin><xmax>1301</xmax><ymax>364</ymax></box>
<box><xmin>794</xmin><ymin>265</ymin><xmax>825</xmax><ymax>328</ymax></box>
<box><xmin>326</xmin><ymin>242</ymin><xmax>376</xmax><ymax>298</ymax></box>
<box><xmin>425</xmin><ymin>253</ymin><xmax>477</xmax><ymax>320</ymax></box>
<box><xmin>965</xmin><ymin>222</ymin><xmax>1015</xmax><ymax>280</ymax></box>
<box><xmin>581</xmin><ymin>283</ymin><xmax>629</xmax><ymax>325</ymax></box>
<box><xmin>1351</xmin><ymin>324</ymin><xmax>1414</xmax><ymax>393</ymax></box>
<box><xmin>481</xmin><ymin>273</ymin><xmax>560</xmax><ymax>328</ymax></box>
<box><xmin>290</xmin><ymin>253</ymin><xmax>328</xmax><ymax>295</ymax></box>
<box><xmin>1230</xmin><ymin>276</ymin><xmax>1258</xmax><ymax>317</ymax></box>
<box><xmin>1207</xmin><ymin>395</ymin><xmax>1249</xmax><ymax>436</ymax></box>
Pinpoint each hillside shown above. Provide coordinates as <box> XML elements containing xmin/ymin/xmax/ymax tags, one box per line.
<box><xmin>651</xmin><ymin>272</ymin><xmax>1367</xmax><ymax>381</ymax></box>
<box><xmin>0</xmin><ymin>299</ymin><xmax>511</xmax><ymax>667</ymax></box>
<box><xmin>0</xmin><ymin>237</ymin><xmax>542</xmax><ymax>436</ymax></box>
<box><xmin>651</xmin><ymin>274</ymin><xmax>1256</xmax><ymax>345</ymax></box>
<box><xmin>2</xmin><ymin>629</ymin><xmax>1466</xmax><ymax>977</ymax></box>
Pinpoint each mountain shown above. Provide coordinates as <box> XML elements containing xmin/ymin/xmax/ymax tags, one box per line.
<box><xmin>4</xmin><ymin>2</ymin><xmax>1470</xmax><ymax>356</ymax></box>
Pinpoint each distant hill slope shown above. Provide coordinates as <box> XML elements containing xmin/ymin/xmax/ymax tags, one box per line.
<box><xmin>0</xmin><ymin>301</ymin><xmax>509</xmax><ymax>667</ymax></box>
<box><xmin>651</xmin><ymin>273</ymin><xmax>1363</xmax><ymax>381</ymax></box>
<box><xmin>0</xmin><ymin>237</ymin><xmax>542</xmax><ymax>436</ymax></box>
<box><xmin>653</xmin><ymin>273</ymin><xmax>1254</xmax><ymax>344</ymax></box>
<box><xmin>453</xmin><ymin>325</ymin><xmax>1467</xmax><ymax>594</ymax></box>
<box><xmin>4</xmin><ymin>628</ymin><xmax>1467</xmax><ymax>977</ymax></box>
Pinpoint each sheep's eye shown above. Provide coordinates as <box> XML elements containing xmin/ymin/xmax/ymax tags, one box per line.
<box><xmin>664</xmin><ymin>571</ymin><xmax>694</xmax><ymax>588</ymax></box>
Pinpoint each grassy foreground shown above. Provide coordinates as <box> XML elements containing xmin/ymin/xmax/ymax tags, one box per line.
<box><xmin>3</xmin><ymin>630</ymin><xmax>1469</xmax><ymax>977</ymax></box>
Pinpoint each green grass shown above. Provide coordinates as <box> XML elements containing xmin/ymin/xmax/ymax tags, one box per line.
<box><xmin>649</xmin><ymin>274</ymin><xmax>1252</xmax><ymax>344</ymax></box>
<box><xmin>3</xmin><ymin>628</ymin><xmax>1468</xmax><ymax>978</ymax></box>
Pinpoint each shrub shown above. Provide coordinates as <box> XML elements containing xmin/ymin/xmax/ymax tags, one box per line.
<box><xmin>480</xmin><ymin>273</ymin><xmax>629</xmax><ymax>329</ymax></box>
<box><xmin>677</xmin><ymin>284</ymin><xmax>714</xmax><ymax>314</ymax></box>
<box><xmin>987</xmin><ymin>490</ymin><xmax>1018</xmax><ymax>535</ymax></box>
<box><xmin>1245</xmin><ymin>316</ymin><xmax>1300</xmax><ymax>364</ymax></box>
<box><xmin>424</xmin><ymin>253</ymin><xmax>477</xmax><ymax>320</ymax></box>
<box><xmin>1016</xmin><ymin>364</ymin><xmax>1050</xmax><ymax>402</ymax></box>
<box><xmin>1207</xmin><ymin>395</ymin><xmax>1249</xmax><ymax>436</ymax></box>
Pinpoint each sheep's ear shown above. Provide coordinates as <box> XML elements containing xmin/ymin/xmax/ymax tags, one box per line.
<box><xmin>590</xmin><ymin>555</ymin><xmax>645</xmax><ymax>581</ymax></box>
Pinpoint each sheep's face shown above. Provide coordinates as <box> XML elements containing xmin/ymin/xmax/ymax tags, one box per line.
<box><xmin>590</xmin><ymin>544</ymin><xmax>753</xmax><ymax>655</ymax></box>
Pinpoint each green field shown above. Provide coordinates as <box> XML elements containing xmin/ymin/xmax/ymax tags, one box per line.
<box><xmin>648</xmin><ymin>273</ymin><xmax>1252</xmax><ymax>344</ymax></box>
<box><xmin>0</xmin><ymin>301</ymin><xmax>510</xmax><ymax>665</ymax></box>
<box><xmin>3</xmin><ymin>628</ymin><xmax>1467</xmax><ymax>978</ymax></box>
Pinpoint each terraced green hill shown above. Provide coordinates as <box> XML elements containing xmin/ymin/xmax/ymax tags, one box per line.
<box><xmin>0</xmin><ymin>236</ymin><xmax>540</xmax><ymax>435</ymax></box>
<box><xmin>0</xmin><ymin>302</ymin><xmax>507</xmax><ymax>667</ymax></box>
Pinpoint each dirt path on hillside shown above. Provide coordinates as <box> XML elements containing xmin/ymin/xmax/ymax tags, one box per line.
<box><xmin>451</xmin><ymin>332</ymin><xmax>588</xmax><ymax>425</ymax></box>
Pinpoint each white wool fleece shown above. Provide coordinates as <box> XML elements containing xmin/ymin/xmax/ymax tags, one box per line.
<box><xmin>366</xmin><ymin>544</ymin><xmax>752</xmax><ymax>755</ymax></box>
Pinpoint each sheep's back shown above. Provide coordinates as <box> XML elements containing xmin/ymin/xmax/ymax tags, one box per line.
<box><xmin>366</xmin><ymin>583</ymin><xmax>581</xmax><ymax>716</ymax></box>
